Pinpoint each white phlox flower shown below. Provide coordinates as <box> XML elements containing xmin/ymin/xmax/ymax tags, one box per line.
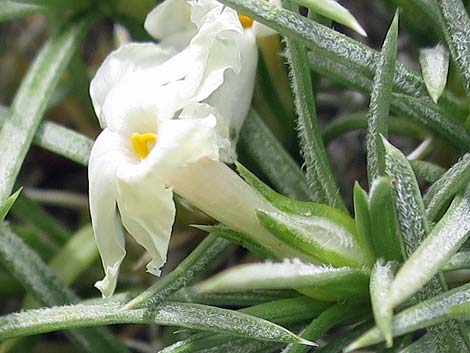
<box><xmin>89</xmin><ymin>0</ymin><xmax>263</xmax><ymax>297</ymax></box>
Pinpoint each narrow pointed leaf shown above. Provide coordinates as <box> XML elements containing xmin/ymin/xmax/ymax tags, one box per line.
<box><xmin>239</xmin><ymin>110</ymin><xmax>314</xmax><ymax>201</ymax></box>
<box><xmin>345</xmin><ymin>283</ymin><xmax>470</xmax><ymax>351</ymax></box>
<box><xmin>352</xmin><ymin>182</ymin><xmax>374</xmax><ymax>257</ymax></box>
<box><xmin>370</xmin><ymin>260</ymin><xmax>394</xmax><ymax>347</ymax></box>
<box><xmin>0</xmin><ymin>15</ymin><xmax>92</xmax><ymax>202</ymax></box>
<box><xmin>419</xmin><ymin>44</ymin><xmax>450</xmax><ymax>103</ymax></box>
<box><xmin>158</xmin><ymin>296</ymin><xmax>328</xmax><ymax>353</ymax></box>
<box><xmin>0</xmin><ymin>188</ymin><xmax>22</xmax><ymax>222</ymax></box>
<box><xmin>282</xmin><ymin>1</ymin><xmax>344</xmax><ymax>209</ymax></box>
<box><xmin>437</xmin><ymin>0</ymin><xmax>470</xmax><ymax>92</ymax></box>
<box><xmin>368</xmin><ymin>177</ymin><xmax>403</xmax><ymax>261</ymax></box>
<box><xmin>366</xmin><ymin>12</ymin><xmax>398</xmax><ymax>182</ymax></box>
<box><xmin>197</xmin><ymin>260</ymin><xmax>370</xmax><ymax>297</ymax></box>
<box><xmin>293</xmin><ymin>0</ymin><xmax>366</xmax><ymax>36</ymax></box>
<box><xmin>256</xmin><ymin>209</ymin><xmax>372</xmax><ymax>267</ymax></box>
<box><xmin>383</xmin><ymin>138</ymin><xmax>430</xmax><ymax>255</ymax></box>
<box><xmin>0</xmin><ymin>300</ymin><xmax>314</xmax><ymax>345</ymax></box>
<box><xmin>424</xmin><ymin>153</ymin><xmax>470</xmax><ymax>222</ymax></box>
<box><xmin>388</xmin><ymin>188</ymin><xmax>470</xmax><ymax>307</ymax></box>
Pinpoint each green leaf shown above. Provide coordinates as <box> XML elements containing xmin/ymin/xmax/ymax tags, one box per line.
<box><xmin>424</xmin><ymin>153</ymin><xmax>470</xmax><ymax>222</ymax></box>
<box><xmin>322</xmin><ymin>113</ymin><xmax>425</xmax><ymax>145</ymax></box>
<box><xmin>443</xmin><ymin>251</ymin><xmax>470</xmax><ymax>271</ymax></box>
<box><xmin>282</xmin><ymin>302</ymin><xmax>366</xmax><ymax>353</ymax></box>
<box><xmin>388</xmin><ymin>188</ymin><xmax>470</xmax><ymax>307</ymax></box>
<box><xmin>197</xmin><ymin>260</ymin><xmax>370</xmax><ymax>298</ymax></box>
<box><xmin>239</xmin><ymin>110</ymin><xmax>314</xmax><ymax>201</ymax></box>
<box><xmin>410</xmin><ymin>160</ymin><xmax>446</xmax><ymax>184</ymax></box>
<box><xmin>158</xmin><ymin>296</ymin><xmax>329</xmax><ymax>353</ymax></box>
<box><xmin>383</xmin><ymin>138</ymin><xmax>430</xmax><ymax>255</ymax></box>
<box><xmin>282</xmin><ymin>1</ymin><xmax>344</xmax><ymax>209</ymax></box>
<box><xmin>256</xmin><ymin>209</ymin><xmax>372</xmax><ymax>267</ymax></box>
<box><xmin>370</xmin><ymin>260</ymin><xmax>395</xmax><ymax>347</ymax></box>
<box><xmin>368</xmin><ymin>177</ymin><xmax>403</xmax><ymax>261</ymax></box>
<box><xmin>0</xmin><ymin>15</ymin><xmax>92</xmax><ymax>202</ymax></box>
<box><xmin>217</xmin><ymin>0</ymin><xmax>467</xmax><ymax>117</ymax></box>
<box><xmin>0</xmin><ymin>188</ymin><xmax>22</xmax><ymax>222</ymax></box>
<box><xmin>308</xmin><ymin>54</ymin><xmax>470</xmax><ymax>149</ymax></box>
<box><xmin>34</xmin><ymin>120</ymin><xmax>92</xmax><ymax>166</ymax></box>
<box><xmin>0</xmin><ymin>300</ymin><xmax>314</xmax><ymax>346</ymax></box>
<box><xmin>0</xmin><ymin>0</ymin><xmax>44</xmax><ymax>22</ymax></box>
<box><xmin>352</xmin><ymin>182</ymin><xmax>374</xmax><ymax>257</ymax></box>
<box><xmin>170</xmin><ymin>287</ymin><xmax>298</xmax><ymax>307</ymax></box>
<box><xmin>290</xmin><ymin>0</ymin><xmax>365</xmax><ymax>36</ymax></box>
<box><xmin>125</xmin><ymin>235</ymin><xmax>232</xmax><ymax>309</ymax></box>
<box><xmin>0</xmin><ymin>224</ymin><xmax>129</xmax><ymax>352</ymax></box>
<box><xmin>366</xmin><ymin>11</ymin><xmax>398</xmax><ymax>183</ymax></box>
<box><xmin>437</xmin><ymin>0</ymin><xmax>470</xmax><ymax>92</ymax></box>
<box><xmin>382</xmin><ymin>137</ymin><xmax>469</xmax><ymax>352</ymax></box>
<box><xmin>345</xmin><ymin>283</ymin><xmax>470</xmax><ymax>351</ymax></box>
<box><xmin>419</xmin><ymin>44</ymin><xmax>450</xmax><ymax>103</ymax></box>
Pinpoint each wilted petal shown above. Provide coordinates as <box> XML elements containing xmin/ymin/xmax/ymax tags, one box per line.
<box><xmin>90</xmin><ymin>43</ymin><xmax>173</xmax><ymax>126</ymax></box>
<box><xmin>116</xmin><ymin>173</ymin><xmax>176</xmax><ymax>277</ymax></box>
<box><xmin>89</xmin><ymin>130</ymin><xmax>131</xmax><ymax>297</ymax></box>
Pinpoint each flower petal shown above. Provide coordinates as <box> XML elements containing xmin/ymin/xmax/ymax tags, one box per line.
<box><xmin>88</xmin><ymin>130</ymin><xmax>131</xmax><ymax>297</ymax></box>
<box><xmin>115</xmin><ymin>174</ymin><xmax>176</xmax><ymax>277</ymax></box>
<box><xmin>204</xmin><ymin>28</ymin><xmax>257</xmax><ymax>152</ymax></box>
<box><xmin>146</xmin><ymin>111</ymin><xmax>220</xmax><ymax>179</ymax></box>
<box><xmin>89</xmin><ymin>43</ymin><xmax>173</xmax><ymax>127</ymax></box>
<box><xmin>144</xmin><ymin>0</ymin><xmax>196</xmax><ymax>51</ymax></box>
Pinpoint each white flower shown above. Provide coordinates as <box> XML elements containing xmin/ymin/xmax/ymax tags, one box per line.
<box><xmin>89</xmin><ymin>0</ymin><xmax>260</xmax><ymax>297</ymax></box>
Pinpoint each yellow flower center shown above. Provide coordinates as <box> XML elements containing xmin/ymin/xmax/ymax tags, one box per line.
<box><xmin>239</xmin><ymin>14</ymin><xmax>254</xmax><ymax>29</ymax></box>
<box><xmin>131</xmin><ymin>132</ymin><xmax>158</xmax><ymax>160</ymax></box>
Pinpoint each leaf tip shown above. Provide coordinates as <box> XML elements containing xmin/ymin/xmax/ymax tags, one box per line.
<box><xmin>298</xmin><ymin>338</ymin><xmax>318</xmax><ymax>346</ymax></box>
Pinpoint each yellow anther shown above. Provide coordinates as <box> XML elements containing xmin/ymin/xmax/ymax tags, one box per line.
<box><xmin>131</xmin><ymin>132</ymin><xmax>158</xmax><ymax>160</ymax></box>
<box><xmin>239</xmin><ymin>14</ymin><xmax>254</xmax><ymax>29</ymax></box>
